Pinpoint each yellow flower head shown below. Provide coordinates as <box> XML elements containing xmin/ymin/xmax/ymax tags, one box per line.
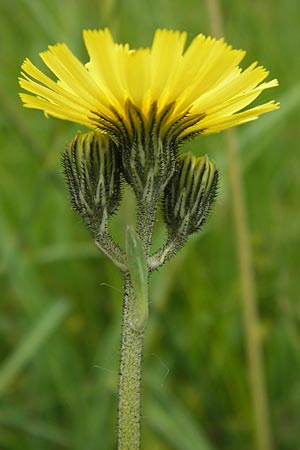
<box><xmin>19</xmin><ymin>28</ymin><xmax>279</xmax><ymax>142</ymax></box>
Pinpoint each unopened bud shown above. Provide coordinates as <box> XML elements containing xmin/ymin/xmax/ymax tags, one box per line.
<box><xmin>63</xmin><ymin>132</ymin><xmax>122</xmax><ymax>236</ymax></box>
<box><xmin>163</xmin><ymin>153</ymin><xmax>218</xmax><ymax>237</ymax></box>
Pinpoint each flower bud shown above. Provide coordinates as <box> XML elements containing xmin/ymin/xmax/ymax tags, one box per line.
<box><xmin>63</xmin><ymin>132</ymin><xmax>122</xmax><ymax>236</ymax></box>
<box><xmin>163</xmin><ymin>153</ymin><xmax>218</xmax><ymax>237</ymax></box>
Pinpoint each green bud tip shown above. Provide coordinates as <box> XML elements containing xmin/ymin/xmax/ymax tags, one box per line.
<box><xmin>62</xmin><ymin>131</ymin><xmax>122</xmax><ymax>236</ymax></box>
<box><xmin>163</xmin><ymin>152</ymin><xmax>219</xmax><ymax>237</ymax></box>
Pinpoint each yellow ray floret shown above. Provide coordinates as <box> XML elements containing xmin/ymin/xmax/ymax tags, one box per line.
<box><xmin>19</xmin><ymin>28</ymin><xmax>279</xmax><ymax>140</ymax></box>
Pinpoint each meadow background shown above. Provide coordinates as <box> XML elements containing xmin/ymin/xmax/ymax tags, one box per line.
<box><xmin>0</xmin><ymin>0</ymin><xmax>299</xmax><ymax>449</ymax></box>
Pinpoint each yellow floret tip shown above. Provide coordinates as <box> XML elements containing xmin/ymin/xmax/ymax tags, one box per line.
<box><xmin>19</xmin><ymin>28</ymin><xmax>279</xmax><ymax>140</ymax></box>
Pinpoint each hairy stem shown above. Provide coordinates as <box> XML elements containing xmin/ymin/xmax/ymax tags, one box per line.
<box><xmin>136</xmin><ymin>199</ymin><xmax>158</xmax><ymax>254</ymax></box>
<box><xmin>118</xmin><ymin>275</ymin><xmax>145</xmax><ymax>450</ymax></box>
<box><xmin>117</xmin><ymin>197</ymin><xmax>156</xmax><ymax>449</ymax></box>
<box><xmin>94</xmin><ymin>231</ymin><xmax>127</xmax><ymax>272</ymax></box>
<box><xmin>149</xmin><ymin>236</ymin><xmax>186</xmax><ymax>271</ymax></box>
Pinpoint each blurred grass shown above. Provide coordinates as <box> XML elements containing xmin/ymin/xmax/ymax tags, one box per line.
<box><xmin>0</xmin><ymin>0</ymin><xmax>300</xmax><ymax>449</ymax></box>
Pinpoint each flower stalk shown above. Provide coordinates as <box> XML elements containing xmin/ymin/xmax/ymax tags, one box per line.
<box><xmin>118</xmin><ymin>275</ymin><xmax>145</xmax><ymax>450</ymax></box>
<box><xmin>117</xmin><ymin>199</ymin><xmax>157</xmax><ymax>449</ymax></box>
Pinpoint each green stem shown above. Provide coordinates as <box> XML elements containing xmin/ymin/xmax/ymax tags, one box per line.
<box><xmin>94</xmin><ymin>231</ymin><xmax>127</xmax><ymax>272</ymax></box>
<box><xmin>226</xmin><ymin>131</ymin><xmax>272</xmax><ymax>450</ymax></box>
<box><xmin>117</xmin><ymin>197</ymin><xmax>156</xmax><ymax>449</ymax></box>
<box><xmin>117</xmin><ymin>275</ymin><xmax>145</xmax><ymax>450</ymax></box>
<box><xmin>136</xmin><ymin>199</ymin><xmax>158</xmax><ymax>254</ymax></box>
<box><xmin>205</xmin><ymin>4</ymin><xmax>273</xmax><ymax>449</ymax></box>
<box><xmin>149</xmin><ymin>236</ymin><xmax>186</xmax><ymax>271</ymax></box>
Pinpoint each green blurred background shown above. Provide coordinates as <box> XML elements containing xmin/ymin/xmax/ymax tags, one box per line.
<box><xmin>0</xmin><ymin>0</ymin><xmax>299</xmax><ymax>449</ymax></box>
